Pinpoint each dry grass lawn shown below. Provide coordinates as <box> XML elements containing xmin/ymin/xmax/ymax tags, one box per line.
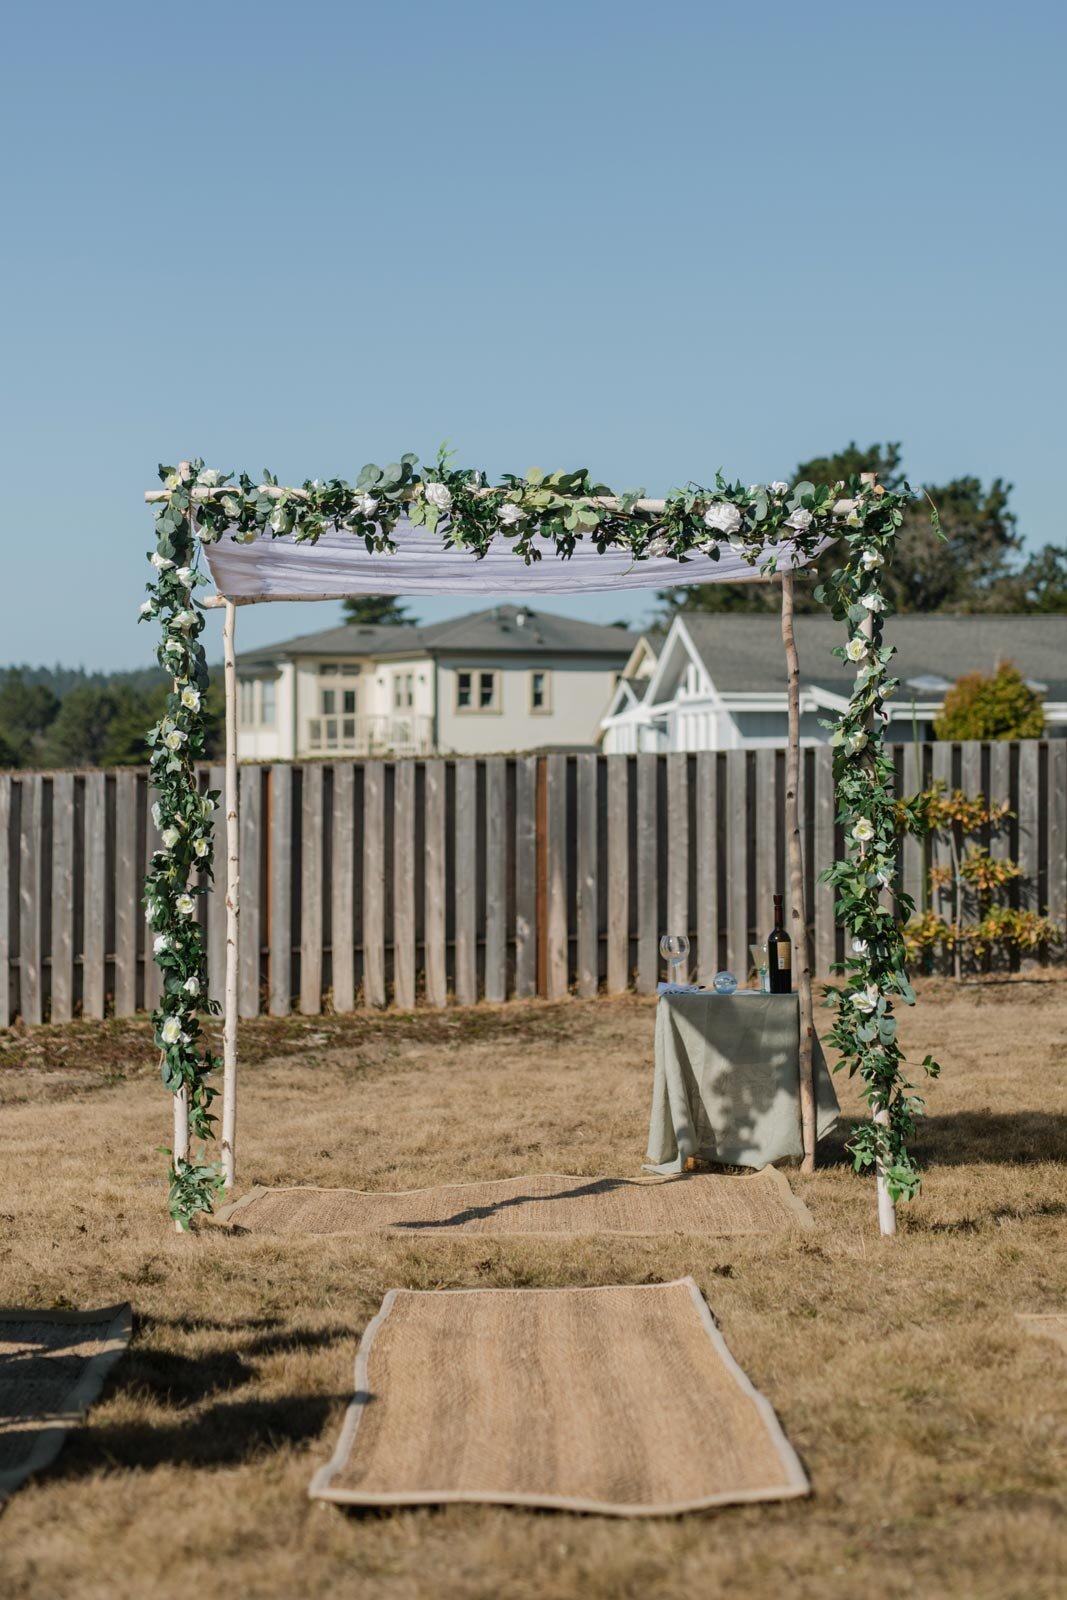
<box><xmin>1</xmin><ymin>978</ymin><xmax>1066</xmax><ymax>1600</ymax></box>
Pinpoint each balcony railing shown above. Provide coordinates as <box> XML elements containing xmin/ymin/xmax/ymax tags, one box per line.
<box><xmin>304</xmin><ymin>713</ymin><xmax>435</xmax><ymax>757</ymax></box>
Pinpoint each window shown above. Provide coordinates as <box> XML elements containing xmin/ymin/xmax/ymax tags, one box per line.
<box><xmin>394</xmin><ymin>671</ymin><xmax>414</xmax><ymax>710</ymax></box>
<box><xmin>239</xmin><ymin>681</ymin><xmax>254</xmax><ymax>725</ymax></box>
<box><xmin>456</xmin><ymin>669</ymin><xmax>499</xmax><ymax>713</ymax></box>
<box><xmin>320</xmin><ymin>688</ymin><xmax>336</xmax><ymax>715</ymax></box>
<box><xmin>343</xmin><ymin>688</ymin><xmax>357</xmax><ymax>714</ymax></box>
<box><xmin>239</xmin><ymin>678</ymin><xmax>277</xmax><ymax>728</ymax></box>
<box><xmin>529</xmin><ymin>669</ymin><xmax>551</xmax><ymax>714</ymax></box>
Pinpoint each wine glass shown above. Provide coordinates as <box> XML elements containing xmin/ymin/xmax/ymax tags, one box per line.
<box><xmin>659</xmin><ymin>933</ymin><xmax>690</xmax><ymax>985</ymax></box>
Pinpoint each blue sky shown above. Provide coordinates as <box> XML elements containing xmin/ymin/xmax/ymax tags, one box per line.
<box><xmin>2</xmin><ymin>0</ymin><xmax>1063</xmax><ymax>668</ymax></box>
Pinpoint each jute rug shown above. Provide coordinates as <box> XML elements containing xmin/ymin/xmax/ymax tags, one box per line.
<box><xmin>1017</xmin><ymin>1313</ymin><xmax>1067</xmax><ymax>1355</ymax></box>
<box><xmin>309</xmin><ymin>1276</ymin><xmax>809</xmax><ymax>1515</ymax></box>
<box><xmin>0</xmin><ymin>1304</ymin><xmax>131</xmax><ymax>1503</ymax></box>
<box><xmin>214</xmin><ymin>1167</ymin><xmax>811</xmax><ymax>1238</ymax></box>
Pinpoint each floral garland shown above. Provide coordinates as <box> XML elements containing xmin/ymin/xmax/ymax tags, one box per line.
<box><xmin>139</xmin><ymin>462</ymin><xmax>223</xmax><ymax>1228</ymax></box>
<box><xmin>143</xmin><ymin>450</ymin><xmax>939</xmax><ymax>1224</ymax></box>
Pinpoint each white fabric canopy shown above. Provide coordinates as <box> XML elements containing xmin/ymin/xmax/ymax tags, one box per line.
<box><xmin>204</xmin><ymin>518</ymin><xmax>833</xmax><ymax>601</ymax></box>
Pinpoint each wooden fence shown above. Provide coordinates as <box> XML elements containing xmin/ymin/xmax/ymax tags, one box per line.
<box><xmin>1</xmin><ymin>741</ymin><xmax>1064</xmax><ymax>1025</ymax></box>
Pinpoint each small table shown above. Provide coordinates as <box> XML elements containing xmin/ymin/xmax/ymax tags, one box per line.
<box><xmin>646</xmin><ymin>990</ymin><xmax>839</xmax><ymax>1172</ymax></box>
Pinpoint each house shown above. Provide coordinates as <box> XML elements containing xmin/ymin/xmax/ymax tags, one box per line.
<box><xmin>600</xmin><ymin>613</ymin><xmax>1067</xmax><ymax>751</ymax></box>
<box><xmin>237</xmin><ymin>604</ymin><xmax>637</xmax><ymax>760</ymax></box>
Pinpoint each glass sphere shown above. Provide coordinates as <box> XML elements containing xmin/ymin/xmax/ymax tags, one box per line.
<box><xmin>712</xmin><ymin>970</ymin><xmax>738</xmax><ymax>994</ymax></box>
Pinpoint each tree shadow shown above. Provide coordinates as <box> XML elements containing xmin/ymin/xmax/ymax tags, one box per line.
<box><xmin>48</xmin><ymin>1390</ymin><xmax>349</xmax><ymax>1479</ymax></box>
<box><xmin>38</xmin><ymin>1317</ymin><xmax>357</xmax><ymax>1483</ymax></box>
<box><xmin>828</xmin><ymin>1111</ymin><xmax>1067</xmax><ymax>1169</ymax></box>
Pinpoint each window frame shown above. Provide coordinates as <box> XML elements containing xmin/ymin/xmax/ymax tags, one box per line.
<box><xmin>529</xmin><ymin>668</ymin><xmax>552</xmax><ymax>715</ymax></box>
<box><xmin>454</xmin><ymin>667</ymin><xmax>501</xmax><ymax>715</ymax></box>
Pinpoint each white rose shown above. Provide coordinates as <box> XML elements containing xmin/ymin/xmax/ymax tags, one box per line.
<box><xmin>176</xmin><ymin>893</ymin><xmax>196</xmax><ymax>917</ymax></box>
<box><xmin>164</xmin><ymin>471</ymin><xmax>179</xmax><ymax>490</ymax></box>
<box><xmin>194</xmin><ymin>837</ymin><xmax>209</xmax><ymax>858</ymax></box>
<box><xmin>424</xmin><ymin>482</ymin><xmax>453</xmax><ymax>513</ymax></box>
<box><xmin>201</xmin><ymin>796</ymin><xmax>214</xmax><ymax>818</ymax></box>
<box><xmin>860</xmin><ymin>593</ymin><xmax>884</xmax><ymax>611</ymax></box>
<box><xmin>161</xmin><ymin>826</ymin><xmax>181</xmax><ymax>849</ymax></box>
<box><xmin>498</xmin><ymin>502</ymin><xmax>524</xmax><ymax>527</ymax></box>
<box><xmin>645</xmin><ymin>535</ymin><xmax>671</xmax><ymax>559</ymax></box>
<box><xmin>153</xmin><ymin>934</ymin><xmax>169</xmax><ymax>954</ymax></box>
<box><xmin>852</xmin><ymin>818</ymin><xmax>876</xmax><ymax>843</ymax></box>
<box><xmin>181</xmin><ymin>686</ymin><xmax>201</xmax><ymax>711</ymax></box>
<box><xmin>139</xmin><ymin>600</ymin><xmax>154</xmax><ymax>615</ymax></box>
<box><xmin>221</xmin><ymin>496</ymin><xmax>242</xmax><ymax>519</ymax></box>
<box><xmin>164</xmin><ymin>729</ymin><xmax>185</xmax><ymax>751</ymax></box>
<box><xmin>175</xmin><ymin>566</ymin><xmax>194</xmax><ymax>587</ymax></box>
<box><xmin>160</xmin><ymin>1016</ymin><xmax>182</xmax><ymax>1045</ymax></box>
<box><xmin>851</xmin><ymin>937</ymin><xmax>869</xmax><ymax>955</ymax></box>
<box><xmin>197</xmin><ymin>468</ymin><xmax>221</xmax><ymax>486</ymax></box>
<box><xmin>173</xmin><ymin>610</ymin><xmax>197</xmax><ymax>631</ymax></box>
<box><xmin>150</xmin><ymin>552</ymin><xmax>173</xmax><ymax>570</ymax></box>
<box><xmin>151</xmin><ymin>803</ymin><xmax>162</xmax><ymax>828</ymax></box>
<box><xmin>771</xmin><ymin>481</ymin><xmax>789</xmax><ymax>495</ymax></box>
<box><xmin>861</xmin><ymin>549</ymin><xmax>884</xmax><ymax>569</ymax></box>
<box><xmin>785</xmin><ymin>507</ymin><xmax>813</xmax><ymax>533</ymax></box>
<box><xmin>234</xmin><ymin>528</ymin><xmax>257</xmax><ymax>544</ymax></box>
<box><xmin>355</xmin><ymin>493</ymin><xmax>379</xmax><ymax>517</ymax></box>
<box><xmin>846</xmin><ymin>731</ymin><xmax>868</xmax><ymax>754</ymax></box>
<box><xmin>184</xmin><ymin>975</ymin><xmax>200</xmax><ymax>996</ymax></box>
<box><xmin>851</xmin><ymin>985</ymin><xmax>880</xmax><ymax>1015</ymax></box>
<box><xmin>703</xmin><ymin>502</ymin><xmax>743</xmax><ymax>536</ymax></box>
<box><xmin>846</xmin><ymin>509</ymin><xmax>863</xmax><ymax>528</ymax></box>
<box><xmin>845</xmin><ymin>637</ymin><xmax>869</xmax><ymax>662</ymax></box>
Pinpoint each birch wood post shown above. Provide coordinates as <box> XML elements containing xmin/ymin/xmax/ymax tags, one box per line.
<box><xmin>780</xmin><ymin>574</ymin><xmax>816</xmax><ymax>1172</ymax></box>
<box><xmin>221</xmin><ymin>600</ymin><xmax>240</xmax><ymax>1187</ymax></box>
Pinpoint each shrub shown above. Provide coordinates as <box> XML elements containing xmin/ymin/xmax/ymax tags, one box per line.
<box><xmin>933</xmin><ymin>660</ymin><xmax>1045</xmax><ymax>740</ymax></box>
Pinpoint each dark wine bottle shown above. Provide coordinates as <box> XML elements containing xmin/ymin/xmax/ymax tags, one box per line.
<box><xmin>767</xmin><ymin>893</ymin><xmax>792</xmax><ymax>994</ymax></box>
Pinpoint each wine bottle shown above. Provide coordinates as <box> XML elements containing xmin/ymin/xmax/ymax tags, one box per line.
<box><xmin>767</xmin><ymin>893</ymin><xmax>792</xmax><ymax>994</ymax></box>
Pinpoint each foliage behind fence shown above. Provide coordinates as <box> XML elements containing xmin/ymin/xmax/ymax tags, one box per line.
<box><xmin>1</xmin><ymin>742</ymin><xmax>1064</xmax><ymax>1026</ymax></box>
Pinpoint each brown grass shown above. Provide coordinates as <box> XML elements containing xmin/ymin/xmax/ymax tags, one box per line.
<box><xmin>1</xmin><ymin>978</ymin><xmax>1066</xmax><ymax>1600</ymax></box>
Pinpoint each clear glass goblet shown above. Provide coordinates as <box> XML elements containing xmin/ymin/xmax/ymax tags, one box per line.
<box><xmin>659</xmin><ymin>933</ymin><xmax>690</xmax><ymax>984</ymax></box>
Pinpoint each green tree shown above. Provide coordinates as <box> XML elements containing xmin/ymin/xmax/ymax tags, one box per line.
<box><xmin>933</xmin><ymin>661</ymin><xmax>1045</xmax><ymax>740</ymax></box>
<box><xmin>0</xmin><ymin>672</ymin><xmax>60</xmax><ymax>764</ymax></box>
<box><xmin>341</xmin><ymin>595</ymin><xmax>415</xmax><ymax>626</ymax></box>
<box><xmin>988</xmin><ymin>544</ymin><xmax>1067</xmax><ymax>612</ymax></box>
<box><xmin>41</xmin><ymin>685</ymin><xmax>123</xmax><ymax>767</ymax></box>
<box><xmin>658</xmin><ymin>444</ymin><xmax>1025</xmax><ymax>620</ymax></box>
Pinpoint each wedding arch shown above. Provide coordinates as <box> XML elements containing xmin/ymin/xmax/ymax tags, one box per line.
<box><xmin>141</xmin><ymin>453</ymin><xmax>939</xmax><ymax>1237</ymax></box>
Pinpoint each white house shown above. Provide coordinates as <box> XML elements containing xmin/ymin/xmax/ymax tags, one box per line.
<box><xmin>237</xmin><ymin>604</ymin><xmax>636</xmax><ymax>761</ymax></box>
<box><xmin>600</xmin><ymin>612</ymin><xmax>1067</xmax><ymax>752</ymax></box>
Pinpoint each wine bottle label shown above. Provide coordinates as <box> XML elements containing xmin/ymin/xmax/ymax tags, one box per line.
<box><xmin>774</xmin><ymin>943</ymin><xmax>791</xmax><ymax>970</ymax></box>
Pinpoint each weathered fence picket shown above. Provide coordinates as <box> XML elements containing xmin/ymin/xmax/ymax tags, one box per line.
<box><xmin>0</xmin><ymin>742</ymin><xmax>1062</xmax><ymax>1024</ymax></box>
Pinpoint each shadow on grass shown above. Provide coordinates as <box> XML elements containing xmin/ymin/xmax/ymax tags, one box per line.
<box><xmin>41</xmin><ymin>1317</ymin><xmax>357</xmax><ymax>1482</ymax></box>
<box><xmin>49</xmin><ymin>1390</ymin><xmax>348</xmax><ymax>1479</ymax></box>
<box><xmin>825</xmin><ymin>1112</ymin><xmax>1067</xmax><ymax>1170</ymax></box>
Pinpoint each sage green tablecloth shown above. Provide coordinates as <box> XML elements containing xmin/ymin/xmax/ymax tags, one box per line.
<box><xmin>646</xmin><ymin>992</ymin><xmax>840</xmax><ymax>1173</ymax></box>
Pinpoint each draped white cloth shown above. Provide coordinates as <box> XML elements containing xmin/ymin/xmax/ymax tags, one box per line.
<box><xmin>203</xmin><ymin>518</ymin><xmax>833</xmax><ymax>600</ymax></box>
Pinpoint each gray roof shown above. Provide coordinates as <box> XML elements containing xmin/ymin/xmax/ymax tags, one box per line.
<box><xmin>677</xmin><ymin>614</ymin><xmax>1067</xmax><ymax>701</ymax></box>
<box><xmin>242</xmin><ymin>604</ymin><xmax>637</xmax><ymax>665</ymax></box>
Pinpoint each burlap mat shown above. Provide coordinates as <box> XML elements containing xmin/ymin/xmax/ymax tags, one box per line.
<box><xmin>214</xmin><ymin>1167</ymin><xmax>811</xmax><ymax>1238</ymax></box>
<box><xmin>309</xmin><ymin>1276</ymin><xmax>809</xmax><ymax>1515</ymax></box>
<box><xmin>0</xmin><ymin>1304</ymin><xmax>131</xmax><ymax>1502</ymax></box>
<box><xmin>1017</xmin><ymin>1313</ymin><xmax>1067</xmax><ymax>1354</ymax></box>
